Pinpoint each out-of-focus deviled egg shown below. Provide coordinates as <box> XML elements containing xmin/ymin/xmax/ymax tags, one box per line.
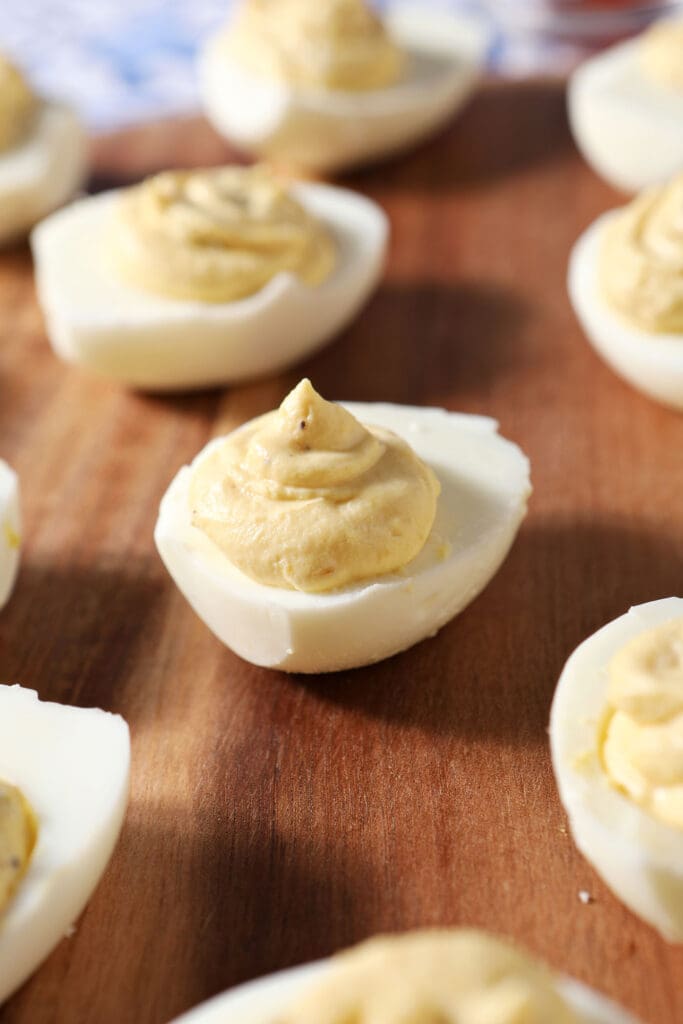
<box><xmin>168</xmin><ymin>928</ymin><xmax>641</xmax><ymax>1024</ymax></box>
<box><xmin>155</xmin><ymin>379</ymin><xmax>531</xmax><ymax>673</ymax></box>
<box><xmin>0</xmin><ymin>53</ymin><xmax>86</xmax><ymax>244</ymax></box>
<box><xmin>0</xmin><ymin>460</ymin><xmax>20</xmax><ymax>610</ymax></box>
<box><xmin>0</xmin><ymin>684</ymin><xmax>130</xmax><ymax>1004</ymax></box>
<box><xmin>551</xmin><ymin>597</ymin><xmax>683</xmax><ymax>943</ymax></box>
<box><xmin>568</xmin><ymin>173</ymin><xmax>683</xmax><ymax>410</ymax></box>
<box><xmin>198</xmin><ymin>0</ymin><xmax>490</xmax><ymax>174</ymax></box>
<box><xmin>568</xmin><ymin>16</ymin><xmax>683</xmax><ymax>193</ymax></box>
<box><xmin>31</xmin><ymin>165</ymin><xmax>387</xmax><ymax>391</ymax></box>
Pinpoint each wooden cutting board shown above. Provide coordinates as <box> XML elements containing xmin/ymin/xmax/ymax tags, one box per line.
<box><xmin>1</xmin><ymin>80</ymin><xmax>682</xmax><ymax>1024</ymax></box>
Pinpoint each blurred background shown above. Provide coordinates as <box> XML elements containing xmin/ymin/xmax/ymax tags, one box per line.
<box><xmin>0</xmin><ymin>0</ymin><xmax>680</xmax><ymax>131</ymax></box>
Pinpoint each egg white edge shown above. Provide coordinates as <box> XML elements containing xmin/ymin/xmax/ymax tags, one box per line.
<box><xmin>567</xmin><ymin>210</ymin><xmax>683</xmax><ymax>411</ymax></box>
<box><xmin>550</xmin><ymin>597</ymin><xmax>683</xmax><ymax>943</ymax></box>
<box><xmin>154</xmin><ymin>403</ymin><xmax>531</xmax><ymax>674</ymax></box>
<box><xmin>0</xmin><ymin>459</ymin><xmax>20</xmax><ymax>610</ymax></box>
<box><xmin>0</xmin><ymin>684</ymin><xmax>131</xmax><ymax>1005</ymax></box>
<box><xmin>0</xmin><ymin>102</ymin><xmax>87</xmax><ymax>245</ymax></box>
<box><xmin>198</xmin><ymin>5</ymin><xmax>491</xmax><ymax>171</ymax></box>
<box><xmin>567</xmin><ymin>36</ymin><xmax>683</xmax><ymax>193</ymax></box>
<box><xmin>30</xmin><ymin>182</ymin><xmax>388</xmax><ymax>391</ymax></box>
<box><xmin>167</xmin><ymin>955</ymin><xmax>642</xmax><ymax>1024</ymax></box>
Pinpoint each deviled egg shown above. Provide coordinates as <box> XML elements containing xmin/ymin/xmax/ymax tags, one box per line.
<box><xmin>568</xmin><ymin>173</ymin><xmax>683</xmax><ymax>410</ymax></box>
<box><xmin>0</xmin><ymin>53</ymin><xmax>86</xmax><ymax>244</ymax></box>
<box><xmin>31</xmin><ymin>165</ymin><xmax>387</xmax><ymax>391</ymax></box>
<box><xmin>568</xmin><ymin>17</ymin><xmax>683</xmax><ymax>193</ymax></box>
<box><xmin>155</xmin><ymin>379</ymin><xmax>531</xmax><ymax>673</ymax></box>
<box><xmin>169</xmin><ymin>928</ymin><xmax>641</xmax><ymax>1024</ymax></box>
<box><xmin>0</xmin><ymin>684</ymin><xmax>130</xmax><ymax>1004</ymax></box>
<box><xmin>0</xmin><ymin>459</ymin><xmax>20</xmax><ymax>610</ymax></box>
<box><xmin>550</xmin><ymin>597</ymin><xmax>683</xmax><ymax>943</ymax></box>
<box><xmin>199</xmin><ymin>0</ymin><xmax>490</xmax><ymax>174</ymax></box>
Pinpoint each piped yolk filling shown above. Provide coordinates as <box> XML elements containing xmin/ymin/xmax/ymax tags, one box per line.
<box><xmin>227</xmin><ymin>0</ymin><xmax>405</xmax><ymax>92</ymax></box>
<box><xmin>190</xmin><ymin>379</ymin><xmax>441</xmax><ymax>593</ymax></box>
<box><xmin>0</xmin><ymin>55</ymin><xmax>37</xmax><ymax>154</ymax></box>
<box><xmin>278</xmin><ymin>929</ymin><xmax>580</xmax><ymax>1024</ymax></box>
<box><xmin>601</xmin><ymin>617</ymin><xmax>683</xmax><ymax>830</ymax></box>
<box><xmin>640</xmin><ymin>19</ymin><xmax>683</xmax><ymax>91</ymax></box>
<box><xmin>0</xmin><ymin>779</ymin><xmax>37</xmax><ymax>915</ymax></box>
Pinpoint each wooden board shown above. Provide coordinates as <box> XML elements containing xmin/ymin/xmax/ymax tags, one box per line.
<box><xmin>1</xmin><ymin>80</ymin><xmax>682</xmax><ymax>1024</ymax></box>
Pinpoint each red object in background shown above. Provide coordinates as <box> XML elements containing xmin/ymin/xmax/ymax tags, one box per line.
<box><xmin>487</xmin><ymin>0</ymin><xmax>679</xmax><ymax>57</ymax></box>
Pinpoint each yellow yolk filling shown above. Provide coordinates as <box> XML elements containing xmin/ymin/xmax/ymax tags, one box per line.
<box><xmin>0</xmin><ymin>55</ymin><xmax>37</xmax><ymax>154</ymax></box>
<box><xmin>226</xmin><ymin>0</ymin><xmax>405</xmax><ymax>92</ymax></box>
<box><xmin>108</xmin><ymin>166</ymin><xmax>336</xmax><ymax>303</ymax></box>
<box><xmin>602</xmin><ymin>617</ymin><xmax>683</xmax><ymax>830</ymax></box>
<box><xmin>278</xmin><ymin>930</ymin><xmax>580</xmax><ymax>1023</ymax></box>
<box><xmin>640</xmin><ymin>19</ymin><xmax>683</xmax><ymax>91</ymax></box>
<box><xmin>190</xmin><ymin>379</ymin><xmax>441</xmax><ymax>593</ymax></box>
<box><xmin>0</xmin><ymin>780</ymin><xmax>36</xmax><ymax>914</ymax></box>
<box><xmin>599</xmin><ymin>174</ymin><xmax>683</xmax><ymax>333</ymax></box>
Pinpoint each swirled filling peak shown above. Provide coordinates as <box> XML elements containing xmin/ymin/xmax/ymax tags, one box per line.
<box><xmin>227</xmin><ymin>0</ymin><xmax>405</xmax><ymax>91</ymax></box>
<box><xmin>0</xmin><ymin>55</ymin><xmax>37</xmax><ymax>154</ymax></box>
<box><xmin>640</xmin><ymin>18</ymin><xmax>683</xmax><ymax>90</ymax></box>
<box><xmin>0</xmin><ymin>780</ymin><xmax>37</xmax><ymax>914</ymax></box>
<box><xmin>599</xmin><ymin>174</ymin><xmax>683</xmax><ymax>333</ymax></box>
<box><xmin>278</xmin><ymin>930</ymin><xmax>580</xmax><ymax>1024</ymax></box>
<box><xmin>602</xmin><ymin>617</ymin><xmax>683</xmax><ymax>830</ymax></box>
<box><xmin>189</xmin><ymin>379</ymin><xmax>441</xmax><ymax>593</ymax></box>
<box><xmin>108</xmin><ymin>166</ymin><xmax>336</xmax><ymax>303</ymax></box>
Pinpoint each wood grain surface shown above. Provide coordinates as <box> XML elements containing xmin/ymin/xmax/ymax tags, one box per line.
<box><xmin>1</xmin><ymin>80</ymin><xmax>682</xmax><ymax>1024</ymax></box>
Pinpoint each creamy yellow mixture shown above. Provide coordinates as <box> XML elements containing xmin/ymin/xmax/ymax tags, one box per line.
<box><xmin>599</xmin><ymin>174</ymin><xmax>683</xmax><ymax>333</ymax></box>
<box><xmin>641</xmin><ymin>18</ymin><xmax>683</xmax><ymax>90</ymax></box>
<box><xmin>602</xmin><ymin>617</ymin><xmax>683</xmax><ymax>830</ymax></box>
<box><xmin>226</xmin><ymin>0</ymin><xmax>405</xmax><ymax>92</ymax></box>
<box><xmin>278</xmin><ymin>930</ymin><xmax>580</xmax><ymax>1024</ymax></box>
<box><xmin>108</xmin><ymin>166</ymin><xmax>336</xmax><ymax>303</ymax></box>
<box><xmin>0</xmin><ymin>55</ymin><xmax>37</xmax><ymax>154</ymax></box>
<box><xmin>190</xmin><ymin>379</ymin><xmax>440</xmax><ymax>593</ymax></box>
<box><xmin>0</xmin><ymin>780</ymin><xmax>36</xmax><ymax>914</ymax></box>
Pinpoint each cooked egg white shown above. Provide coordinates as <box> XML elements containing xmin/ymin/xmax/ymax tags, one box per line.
<box><xmin>0</xmin><ymin>103</ymin><xmax>86</xmax><ymax>245</ymax></box>
<box><xmin>155</xmin><ymin>401</ymin><xmax>531</xmax><ymax>673</ymax></box>
<box><xmin>198</xmin><ymin>6</ymin><xmax>490</xmax><ymax>174</ymax></box>
<box><xmin>568</xmin><ymin>27</ymin><xmax>683</xmax><ymax>194</ymax></box>
<box><xmin>166</xmin><ymin>940</ymin><xmax>641</xmax><ymax>1024</ymax></box>
<box><xmin>550</xmin><ymin>597</ymin><xmax>683</xmax><ymax>943</ymax></box>
<box><xmin>30</xmin><ymin>183</ymin><xmax>388</xmax><ymax>392</ymax></box>
<box><xmin>568</xmin><ymin>211</ymin><xmax>683</xmax><ymax>410</ymax></box>
<box><xmin>0</xmin><ymin>459</ymin><xmax>20</xmax><ymax>610</ymax></box>
<box><xmin>0</xmin><ymin>685</ymin><xmax>130</xmax><ymax>1004</ymax></box>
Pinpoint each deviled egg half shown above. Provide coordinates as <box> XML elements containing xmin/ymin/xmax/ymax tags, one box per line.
<box><xmin>0</xmin><ymin>684</ymin><xmax>130</xmax><ymax>1004</ymax></box>
<box><xmin>0</xmin><ymin>460</ymin><xmax>20</xmax><ymax>610</ymax></box>
<box><xmin>551</xmin><ymin>597</ymin><xmax>683</xmax><ymax>943</ymax></box>
<box><xmin>568</xmin><ymin>16</ymin><xmax>683</xmax><ymax>193</ymax></box>
<box><xmin>0</xmin><ymin>53</ymin><xmax>86</xmax><ymax>244</ymax></box>
<box><xmin>568</xmin><ymin>173</ymin><xmax>683</xmax><ymax>410</ymax></box>
<box><xmin>155</xmin><ymin>379</ymin><xmax>531</xmax><ymax>673</ymax></box>
<box><xmin>199</xmin><ymin>0</ymin><xmax>490</xmax><ymax>174</ymax></box>
<box><xmin>169</xmin><ymin>928</ymin><xmax>641</xmax><ymax>1024</ymax></box>
<box><xmin>31</xmin><ymin>165</ymin><xmax>387</xmax><ymax>391</ymax></box>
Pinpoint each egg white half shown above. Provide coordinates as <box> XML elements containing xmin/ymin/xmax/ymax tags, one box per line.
<box><xmin>166</xmin><ymin>956</ymin><xmax>642</xmax><ymax>1024</ymax></box>
<box><xmin>550</xmin><ymin>597</ymin><xmax>683</xmax><ymax>943</ymax></box>
<box><xmin>198</xmin><ymin>6</ymin><xmax>490</xmax><ymax>174</ymax></box>
<box><xmin>568</xmin><ymin>37</ymin><xmax>683</xmax><ymax>193</ymax></box>
<box><xmin>0</xmin><ymin>685</ymin><xmax>130</xmax><ymax>1004</ymax></box>
<box><xmin>155</xmin><ymin>403</ymin><xmax>531</xmax><ymax>674</ymax></box>
<box><xmin>0</xmin><ymin>460</ymin><xmax>20</xmax><ymax>610</ymax></box>
<box><xmin>568</xmin><ymin>211</ymin><xmax>683</xmax><ymax>410</ymax></box>
<box><xmin>31</xmin><ymin>184</ymin><xmax>388</xmax><ymax>392</ymax></box>
<box><xmin>0</xmin><ymin>103</ymin><xmax>87</xmax><ymax>245</ymax></box>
